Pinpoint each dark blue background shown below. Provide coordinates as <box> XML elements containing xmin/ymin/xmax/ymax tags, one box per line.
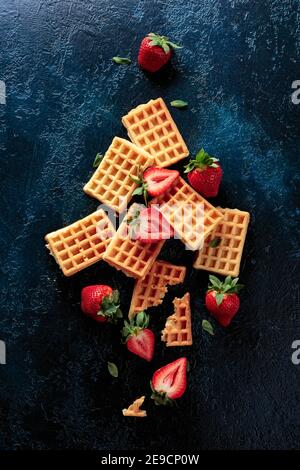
<box><xmin>0</xmin><ymin>0</ymin><xmax>300</xmax><ymax>450</ymax></box>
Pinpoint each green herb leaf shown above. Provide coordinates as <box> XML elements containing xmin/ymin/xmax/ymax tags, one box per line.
<box><xmin>107</xmin><ymin>362</ymin><xmax>118</xmax><ymax>378</ymax></box>
<box><xmin>202</xmin><ymin>319</ymin><xmax>215</xmax><ymax>336</ymax></box>
<box><xmin>112</xmin><ymin>57</ymin><xmax>131</xmax><ymax>65</ymax></box>
<box><xmin>209</xmin><ymin>275</ymin><xmax>222</xmax><ymax>290</ymax></box>
<box><xmin>209</xmin><ymin>237</ymin><xmax>221</xmax><ymax>248</ymax></box>
<box><xmin>170</xmin><ymin>100</ymin><xmax>188</xmax><ymax>108</ymax></box>
<box><xmin>93</xmin><ymin>153</ymin><xmax>103</xmax><ymax>168</ymax></box>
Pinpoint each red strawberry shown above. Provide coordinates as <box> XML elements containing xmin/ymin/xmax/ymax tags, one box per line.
<box><xmin>122</xmin><ymin>312</ymin><xmax>155</xmax><ymax>361</ymax></box>
<box><xmin>205</xmin><ymin>275</ymin><xmax>244</xmax><ymax>327</ymax></box>
<box><xmin>81</xmin><ymin>285</ymin><xmax>122</xmax><ymax>323</ymax></box>
<box><xmin>150</xmin><ymin>357</ymin><xmax>187</xmax><ymax>405</ymax></box>
<box><xmin>138</xmin><ymin>33</ymin><xmax>182</xmax><ymax>73</ymax></box>
<box><xmin>128</xmin><ymin>207</ymin><xmax>173</xmax><ymax>244</ymax></box>
<box><xmin>143</xmin><ymin>167</ymin><xmax>179</xmax><ymax>197</ymax></box>
<box><xmin>184</xmin><ymin>148</ymin><xmax>222</xmax><ymax>197</ymax></box>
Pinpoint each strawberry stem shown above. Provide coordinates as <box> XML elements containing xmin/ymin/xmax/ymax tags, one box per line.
<box><xmin>184</xmin><ymin>148</ymin><xmax>219</xmax><ymax>173</ymax></box>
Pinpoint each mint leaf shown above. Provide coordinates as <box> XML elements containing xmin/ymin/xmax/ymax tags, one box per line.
<box><xmin>107</xmin><ymin>362</ymin><xmax>118</xmax><ymax>378</ymax></box>
<box><xmin>209</xmin><ymin>237</ymin><xmax>221</xmax><ymax>248</ymax></box>
<box><xmin>112</xmin><ymin>57</ymin><xmax>131</xmax><ymax>65</ymax></box>
<box><xmin>93</xmin><ymin>153</ymin><xmax>103</xmax><ymax>168</ymax></box>
<box><xmin>202</xmin><ymin>319</ymin><xmax>214</xmax><ymax>336</ymax></box>
<box><xmin>170</xmin><ymin>100</ymin><xmax>188</xmax><ymax>108</ymax></box>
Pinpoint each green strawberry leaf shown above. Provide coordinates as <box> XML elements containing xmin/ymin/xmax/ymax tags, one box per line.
<box><xmin>112</xmin><ymin>57</ymin><xmax>131</xmax><ymax>65</ymax></box>
<box><xmin>107</xmin><ymin>362</ymin><xmax>118</xmax><ymax>378</ymax></box>
<box><xmin>132</xmin><ymin>187</ymin><xmax>144</xmax><ymax>196</ymax></box>
<box><xmin>215</xmin><ymin>293</ymin><xmax>224</xmax><ymax>305</ymax></box>
<box><xmin>202</xmin><ymin>319</ymin><xmax>215</xmax><ymax>336</ymax></box>
<box><xmin>170</xmin><ymin>100</ymin><xmax>188</xmax><ymax>108</ymax></box>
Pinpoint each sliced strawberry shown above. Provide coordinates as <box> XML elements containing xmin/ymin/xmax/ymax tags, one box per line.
<box><xmin>127</xmin><ymin>329</ymin><xmax>155</xmax><ymax>362</ymax></box>
<box><xmin>143</xmin><ymin>167</ymin><xmax>179</xmax><ymax>197</ymax></box>
<box><xmin>134</xmin><ymin>207</ymin><xmax>173</xmax><ymax>243</ymax></box>
<box><xmin>122</xmin><ymin>312</ymin><xmax>155</xmax><ymax>362</ymax></box>
<box><xmin>151</xmin><ymin>357</ymin><xmax>187</xmax><ymax>405</ymax></box>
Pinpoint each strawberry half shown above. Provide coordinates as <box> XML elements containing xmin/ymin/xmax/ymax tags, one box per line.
<box><xmin>205</xmin><ymin>275</ymin><xmax>244</xmax><ymax>327</ymax></box>
<box><xmin>81</xmin><ymin>285</ymin><xmax>122</xmax><ymax>323</ymax></box>
<box><xmin>143</xmin><ymin>167</ymin><xmax>179</xmax><ymax>197</ymax></box>
<box><xmin>138</xmin><ymin>33</ymin><xmax>182</xmax><ymax>73</ymax></box>
<box><xmin>122</xmin><ymin>312</ymin><xmax>155</xmax><ymax>362</ymax></box>
<box><xmin>151</xmin><ymin>357</ymin><xmax>187</xmax><ymax>405</ymax></box>
<box><xmin>128</xmin><ymin>207</ymin><xmax>173</xmax><ymax>244</ymax></box>
<box><xmin>184</xmin><ymin>148</ymin><xmax>222</xmax><ymax>198</ymax></box>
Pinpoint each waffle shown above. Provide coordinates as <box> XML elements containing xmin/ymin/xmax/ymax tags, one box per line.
<box><xmin>150</xmin><ymin>177</ymin><xmax>224</xmax><ymax>251</ymax></box>
<box><xmin>83</xmin><ymin>137</ymin><xmax>154</xmax><ymax>213</ymax></box>
<box><xmin>161</xmin><ymin>293</ymin><xmax>192</xmax><ymax>347</ymax></box>
<box><xmin>122</xmin><ymin>396</ymin><xmax>147</xmax><ymax>417</ymax></box>
<box><xmin>122</xmin><ymin>98</ymin><xmax>189</xmax><ymax>168</ymax></box>
<box><xmin>193</xmin><ymin>207</ymin><xmax>250</xmax><ymax>277</ymax></box>
<box><xmin>103</xmin><ymin>203</ymin><xmax>164</xmax><ymax>279</ymax></box>
<box><xmin>45</xmin><ymin>209</ymin><xmax>115</xmax><ymax>276</ymax></box>
<box><xmin>129</xmin><ymin>260</ymin><xmax>186</xmax><ymax>319</ymax></box>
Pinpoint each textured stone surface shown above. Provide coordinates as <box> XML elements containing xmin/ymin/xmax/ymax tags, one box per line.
<box><xmin>0</xmin><ymin>0</ymin><xmax>300</xmax><ymax>450</ymax></box>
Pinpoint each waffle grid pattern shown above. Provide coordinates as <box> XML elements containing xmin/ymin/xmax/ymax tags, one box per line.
<box><xmin>103</xmin><ymin>204</ymin><xmax>164</xmax><ymax>279</ymax></box>
<box><xmin>45</xmin><ymin>209</ymin><xmax>115</xmax><ymax>276</ymax></box>
<box><xmin>193</xmin><ymin>207</ymin><xmax>250</xmax><ymax>276</ymax></box>
<box><xmin>122</xmin><ymin>98</ymin><xmax>189</xmax><ymax>168</ymax></box>
<box><xmin>129</xmin><ymin>260</ymin><xmax>186</xmax><ymax>318</ymax></box>
<box><xmin>151</xmin><ymin>177</ymin><xmax>224</xmax><ymax>250</ymax></box>
<box><xmin>161</xmin><ymin>292</ymin><xmax>192</xmax><ymax>347</ymax></box>
<box><xmin>83</xmin><ymin>137</ymin><xmax>154</xmax><ymax>213</ymax></box>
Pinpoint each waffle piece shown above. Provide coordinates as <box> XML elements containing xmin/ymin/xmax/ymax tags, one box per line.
<box><xmin>122</xmin><ymin>97</ymin><xmax>189</xmax><ymax>168</ymax></box>
<box><xmin>129</xmin><ymin>260</ymin><xmax>186</xmax><ymax>319</ymax></box>
<box><xmin>122</xmin><ymin>396</ymin><xmax>147</xmax><ymax>417</ymax></box>
<box><xmin>161</xmin><ymin>293</ymin><xmax>192</xmax><ymax>347</ymax></box>
<box><xmin>193</xmin><ymin>208</ymin><xmax>250</xmax><ymax>277</ymax></box>
<box><xmin>83</xmin><ymin>137</ymin><xmax>154</xmax><ymax>213</ymax></box>
<box><xmin>45</xmin><ymin>209</ymin><xmax>115</xmax><ymax>276</ymax></box>
<box><xmin>103</xmin><ymin>204</ymin><xmax>164</xmax><ymax>279</ymax></box>
<box><xmin>150</xmin><ymin>177</ymin><xmax>224</xmax><ymax>251</ymax></box>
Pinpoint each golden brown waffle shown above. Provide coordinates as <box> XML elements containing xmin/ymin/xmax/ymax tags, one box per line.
<box><xmin>122</xmin><ymin>97</ymin><xmax>189</xmax><ymax>168</ymax></box>
<box><xmin>83</xmin><ymin>137</ymin><xmax>154</xmax><ymax>213</ymax></box>
<box><xmin>45</xmin><ymin>209</ymin><xmax>115</xmax><ymax>276</ymax></box>
<box><xmin>193</xmin><ymin>207</ymin><xmax>250</xmax><ymax>277</ymax></box>
<box><xmin>122</xmin><ymin>396</ymin><xmax>147</xmax><ymax>417</ymax></box>
<box><xmin>161</xmin><ymin>293</ymin><xmax>192</xmax><ymax>347</ymax></box>
<box><xmin>103</xmin><ymin>203</ymin><xmax>164</xmax><ymax>279</ymax></box>
<box><xmin>150</xmin><ymin>177</ymin><xmax>224</xmax><ymax>251</ymax></box>
<box><xmin>128</xmin><ymin>260</ymin><xmax>186</xmax><ymax>319</ymax></box>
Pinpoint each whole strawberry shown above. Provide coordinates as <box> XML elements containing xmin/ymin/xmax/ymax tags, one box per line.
<box><xmin>138</xmin><ymin>33</ymin><xmax>182</xmax><ymax>73</ymax></box>
<box><xmin>205</xmin><ymin>275</ymin><xmax>244</xmax><ymax>327</ymax></box>
<box><xmin>122</xmin><ymin>311</ymin><xmax>155</xmax><ymax>361</ymax></box>
<box><xmin>184</xmin><ymin>148</ymin><xmax>222</xmax><ymax>197</ymax></box>
<box><xmin>150</xmin><ymin>357</ymin><xmax>187</xmax><ymax>406</ymax></box>
<box><xmin>81</xmin><ymin>285</ymin><xmax>122</xmax><ymax>323</ymax></box>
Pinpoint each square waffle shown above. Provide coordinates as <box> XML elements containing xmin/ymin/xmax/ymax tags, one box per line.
<box><xmin>122</xmin><ymin>396</ymin><xmax>146</xmax><ymax>417</ymax></box>
<box><xmin>150</xmin><ymin>177</ymin><xmax>224</xmax><ymax>251</ymax></box>
<box><xmin>45</xmin><ymin>209</ymin><xmax>115</xmax><ymax>276</ymax></box>
<box><xmin>103</xmin><ymin>203</ymin><xmax>164</xmax><ymax>279</ymax></box>
<box><xmin>193</xmin><ymin>207</ymin><xmax>250</xmax><ymax>277</ymax></box>
<box><xmin>122</xmin><ymin>97</ymin><xmax>189</xmax><ymax>167</ymax></box>
<box><xmin>161</xmin><ymin>292</ymin><xmax>192</xmax><ymax>347</ymax></box>
<box><xmin>129</xmin><ymin>260</ymin><xmax>186</xmax><ymax>319</ymax></box>
<box><xmin>83</xmin><ymin>137</ymin><xmax>154</xmax><ymax>213</ymax></box>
